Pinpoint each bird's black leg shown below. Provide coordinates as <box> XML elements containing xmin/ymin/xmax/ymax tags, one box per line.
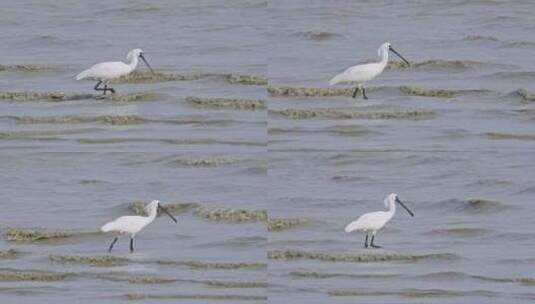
<box><xmin>352</xmin><ymin>86</ymin><xmax>359</xmax><ymax>98</ymax></box>
<box><xmin>362</xmin><ymin>86</ymin><xmax>369</xmax><ymax>100</ymax></box>
<box><xmin>103</xmin><ymin>84</ymin><xmax>107</xmax><ymax>95</ymax></box>
<box><xmin>94</xmin><ymin>81</ymin><xmax>104</xmax><ymax>94</ymax></box>
<box><xmin>370</xmin><ymin>235</ymin><xmax>381</xmax><ymax>248</ymax></box>
<box><xmin>364</xmin><ymin>234</ymin><xmax>369</xmax><ymax>248</ymax></box>
<box><xmin>108</xmin><ymin>237</ymin><xmax>118</xmax><ymax>253</ymax></box>
<box><xmin>130</xmin><ymin>238</ymin><xmax>134</xmax><ymax>253</ymax></box>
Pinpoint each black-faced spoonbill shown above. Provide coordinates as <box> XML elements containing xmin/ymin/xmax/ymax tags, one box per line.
<box><xmin>329</xmin><ymin>42</ymin><xmax>410</xmax><ymax>99</ymax></box>
<box><xmin>101</xmin><ymin>200</ymin><xmax>177</xmax><ymax>253</ymax></box>
<box><xmin>345</xmin><ymin>193</ymin><xmax>414</xmax><ymax>248</ymax></box>
<box><xmin>76</xmin><ymin>48</ymin><xmax>155</xmax><ymax>95</ymax></box>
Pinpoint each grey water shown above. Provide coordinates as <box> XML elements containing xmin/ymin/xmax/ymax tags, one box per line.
<box><xmin>1</xmin><ymin>0</ymin><xmax>535</xmax><ymax>303</ymax></box>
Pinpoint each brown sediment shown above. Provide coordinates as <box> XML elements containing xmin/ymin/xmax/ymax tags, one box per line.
<box><xmin>97</xmin><ymin>274</ymin><xmax>176</xmax><ymax>284</ymax></box>
<box><xmin>125</xmin><ymin>293</ymin><xmax>267</xmax><ymax>301</ymax></box>
<box><xmin>111</xmin><ymin>71</ymin><xmax>202</xmax><ymax>83</ymax></box>
<box><xmin>271</xmin><ymin>109</ymin><xmax>435</xmax><ymax>120</ymax></box>
<box><xmin>267</xmin><ymin>218</ymin><xmax>309</xmax><ymax>232</ymax></box>
<box><xmin>0</xmin><ymin>249</ymin><xmax>22</xmax><ymax>259</ymax></box>
<box><xmin>194</xmin><ymin>206</ymin><xmax>268</xmax><ymax>223</ymax></box>
<box><xmin>400</xmin><ymin>86</ymin><xmax>457</xmax><ymax>98</ymax></box>
<box><xmin>268</xmin><ymin>86</ymin><xmax>355</xmax><ymax>97</ymax></box>
<box><xmin>11</xmin><ymin>115</ymin><xmax>147</xmax><ymax>125</ymax></box>
<box><xmin>224</xmin><ymin>73</ymin><xmax>267</xmax><ymax>85</ymax></box>
<box><xmin>130</xmin><ymin>201</ymin><xmax>199</xmax><ymax>216</ymax></box>
<box><xmin>268</xmin><ymin>249</ymin><xmax>458</xmax><ymax>263</ymax></box>
<box><xmin>95</xmin><ymin>92</ymin><xmax>159</xmax><ymax>102</ymax></box>
<box><xmin>158</xmin><ymin>260</ymin><xmax>267</xmax><ymax>270</ymax></box>
<box><xmin>0</xmin><ymin>91</ymin><xmax>157</xmax><ymax>102</ymax></box>
<box><xmin>290</xmin><ymin>271</ymin><xmax>400</xmax><ymax>279</ymax></box>
<box><xmin>0</xmin><ymin>271</ymin><xmax>70</xmax><ymax>281</ymax></box>
<box><xmin>48</xmin><ymin>254</ymin><xmax>128</xmax><ymax>267</ymax></box>
<box><xmin>185</xmin><ymin>96</ymin><xmax>265</xmax><ymax>110</ymax></box>
<box><xmin>514</xmin><ymin>89</ymin><xmax>535</xmax><ymax>102</ymax></box>
<box><xmin>0</xmin><ymin>64</ymin><xmax>60</xmax><ymax>72</ymax></box>
<box><xmin>484</xmin><ymin>132</ymin><xmax>535</xmax><ymax>141</ymax></box>
<box><xmin>205</xmin><ymin>280</ymin><xmax>268</xmax><ymax>288</ymax></box>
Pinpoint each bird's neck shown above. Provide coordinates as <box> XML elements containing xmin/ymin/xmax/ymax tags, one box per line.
<box><xmin>378</xmin><ymin>49</ymin><xmax>389</xmax><ymax>66</ymax></box>
<box><xmin>387</xmin><ymin>201</ymin><xmax>396</xmax><ymax>214</ymax></box>
<box><xmin>127</xmin><ymin>56</ymin><xmax>139</xmax><ymax>71</ymax></box>
<box><xmin>146</xmin><ymin>206</ymin><xmax>158</xmax><ymax>221</ymax></box>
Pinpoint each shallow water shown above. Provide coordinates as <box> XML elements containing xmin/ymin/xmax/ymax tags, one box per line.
<box><xmin>1</xmin><ymin>0</ymin><xmax>535</xmax><ymax>303</ymax></box>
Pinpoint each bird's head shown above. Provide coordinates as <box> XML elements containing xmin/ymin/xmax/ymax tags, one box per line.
<box><xmin>380</xmin><ymin>42</ymin><xmax>410</xmax><ymax>66</ymax></box>
<box><xmin>385</xmin><ymin>193</ymin><xmax>414</xmax><ymax>217</ymax></box>
<box><xmin>146</xmin><ymin>200</ymin><xmax>178</xmax><ymax>223</ymax></box>
<box><xmin>127</xmin><ymin>48</ymin><xmax>144</xmax><ymax>61</ymax></box>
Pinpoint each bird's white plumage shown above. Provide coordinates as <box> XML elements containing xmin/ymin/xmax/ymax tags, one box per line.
<box><xmin>330</xmin><ymin>43</ymin><xmax>391</xmax><ymax>86</ymax></box>
<box><xmin>76</xmin><ymin>48</ymin><xmax>144</xmax><ymax>81</ymax></box>
<box><xmin>101</xmin><ymin>199</ymin><xmax>159</xmax><ymax>236</ymax></box>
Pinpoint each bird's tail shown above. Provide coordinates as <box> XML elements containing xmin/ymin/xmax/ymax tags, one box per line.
<box><xmin>344</xmin><ymin>221</ymin><xmax>361</xmax><ymax>233</ymax></box>
<box><xmin>101</xmin><ymin>222</ymin><xmax>115</xmax><ymax>233</ymax></box>
<box><xmin>329</xmin><ymin>72</ymin><xmax>347</xmax><ymax>85</ymax></box>
<box><xmin>75</xmin><ymin>69</ymin><xmax>90</xmax><ymax>80</ymax></box>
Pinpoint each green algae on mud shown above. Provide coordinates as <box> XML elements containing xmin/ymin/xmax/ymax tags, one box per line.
<box><xmin>6</xmin><ymin>227</ymin><xmax>76</xmax><ymax>242</ymax></box>
<box><xmin>194</xmin><ymin>206</ymin><xmax>268</xmax><ymax>223</ymax></box>
<box><xmin>205</xmin><ymin>280</ymin><xmax>268</xmax><ymax>288</ymax></box>
<box><xmin>158</xmin><ymin>260</ymin><xmax>267</xmax><ymax>270</ymax></box>
<box><xmin>223</xmin><ymin>73</ymin><xmax>267</xmax><ymax>85</ymax></box>
<box><xmin>173</xmin><ymin>156</ymin><xmax>241</xmax><ymax>167</ymax></box>
<box><xmin>0</xmin><ymin>271</ymin><xmax>70</xmax><ymax>282</ymax></box>
<box><xmin>0</xmin><ymin>91</ymin><xmax>157</xmax><ymax>102</ymax></box>
<box><xmin>185</xmin><ymin>96</ymin><xmax>266</xmax><ymax>110</ymax></box>
<box><xmin>514</xmin><ymin>89</ymin><xmax>535</xmax><ymax>102</ymax></box>
<box><xmin>49</xmin><ymin>254</ymin><xmax>128</xmax><ymax>267</ymax></box>
<box><xmin>399</xmin><ymin>86</ymin><xmax>491</xmax><ymax>98</ymax></box>
<box><xmin>267</xmin><ymin>218</ymin><xmax>309</xmax><ymax>232</ymax></box>
<box><xmin>271</xmin><ymin>109</ymin><xmax>435</xmax><ymax>120</ymax></box>
<box><xmin>484</xmin><ymin>132</ymin><xmax>535</xmax><ymax>141</ymax></box>
<box><xmin>110</xmin><ymin>70</ymin><xmax>202</xmax><ymax>83</ymax></box>
<box><xmin>11</xmin><ymin>115</ymin><xmax>147</xmax><ymax>125</ymax></box>
<box><xmin>130</xmin><ymin>201</ymin><xmax>199</xmax><ymax>216</ymax></box>
<box><xmin>125</xmin><ymin>293</ymin><xmax>267</xmax><ymax>301</ymax></box>
<box><xmin>268</xmin><ymin>249</ymin><xmax>459</xmax><ymax>263</ymax></box>
<box><xmin>0</xmin><ymin>249</ymin><xmax>22</xmax><ymax>259</ymax></box>
<box><xmin>97</xmin><ymin>274</ymin><xmax>176</xmax><ymax>284</ymax></box>
<box><xmin>268</xmin><ymin>86</ymin><xmax>356</xmax><ymax>97</ymax></box>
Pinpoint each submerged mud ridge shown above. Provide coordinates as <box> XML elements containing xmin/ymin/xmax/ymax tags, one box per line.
<box><xmin>484</xmin><ymin>132</ymin><xmax>535</xmax><ymax>141</ymax></box>
<box><xmin>327</xmin><ymin>288</ymin><xmax>499</xmax><ymax>298</ymax></box>
<box><xmin>222</xmin><ymin>73</ymin><xmax>267</xmax><ymax>85</ymax></box>
<box><xmin>186</xmin><ymin>96</ymin><xmax>265</xmax><ymax>110</ymax></box>
<box><xmin>268</xmin><ymin>86</ymin><xmax>356</xmax><ymax>97</ymax></box>
<box><xmin>447</xmin><ymin>198</ymin><xmax>506</xmax><ymax>214</ymax></box>
<box><xmin>111</xmin><ymin>71</ymin><xmax>202</xmax><ymax>83</ymax></box>
<box><xmin>414</xmin><ymin>271</ymin><xmax>535</xmax><ymax>285</ymax></box>
<box><xmin>5</xmin><ymin>227</ymin><xmax>92</xmax><ymax>242</ymax></box>
<box><xmin>49</xmin><ymin>254</ymin><xmax>128</xmax><ymax>267</ymax></box>
<box><xmin>130</xmin><ymin>201</ymin><xmax>199</xmax><ymax>216</ymax></box>
<box><xmin>424</xmin><ymin>228</ymin><xmax>492</xmax><ymax>238</ymax></box>
<box><xmin>291</xmin><ymin>31</ymin><xmax>343</xmax><ymax>41</ymax></box>
<box><xmin>272</xmin><ymin>109</ymin><xmax>434</xmax><ymax>120</ymax></box>
<box><xmin>97</xmin><ymin>274</ymin><xmax>177</xmax><ymax>284</ymax></box>
<box><xmin>290</xmin><ymin>271</ymin><xmax>400</xmax><ymax>279</ymax></box>
<box><xmin>173</xmin><ymin>156</ymin><xmax>241</xmax><ymax>167</ymax></box>
<box><xmin>268</xmin><ymin>249</ymin><xmax>458</xmax><ymax>263</ymax></box>
<box><xmin>0</xmin><ymin>271</ymin><xmax>70</xmax><ymax>282</ymax></box>
<box><xmin>267</xmin><ymin>218</ymin><xmax>309</xmax><ymax>232</ymax></box>
<box><xmin>194</xmin><ymin>206</ymin><xmax>268</xmax><ymax>223</ymax></box>
<box><xmin>0</xmin><ymin>64</ymin><xmax>60</xmax><ymax>72</ymax></box>
<box><xmin>386</xmin><ymin>59</ymin><xmax>505</xmax><ymax>71</ymax></box>
<box><xmin>125</xmin><ymin>293</ymin><xmax>267</xmax><ymax>301</ymax></box>
<box><xmin>11</xmin><ymin>115</ymin><xmax>147</xmax><ymax>125</ymax></box>
<box><xmin>157</xmin><ymin>260</ymin><xmax>266</xmax><ymax>270</ymax></box>
<box><xmin>400</xmin><ymin>86</ymin><xmax>492</xmax><ymax>98</ymax></box>
<box><xmin>205</xmin><ymin>280</ymin><xmax>268</xmax><ymax>288</ymax></box>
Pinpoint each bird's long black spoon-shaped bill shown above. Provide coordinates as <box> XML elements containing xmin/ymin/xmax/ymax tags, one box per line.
<box><xmin>139</xmin><ymin>54</ymin><xmax>156</xmax><ymax>75</ymax></box>
<box><xmin>395</xmin><ymin>198</ymin><xmax>414</xmax><ymax>216</ymax></box>
<box><xmin>389</xmin><ymin>46</ymin><xmax>410</xmax><ymax>66</ymax></box>
<box><xmin>158</xmin><ymin>205</ymin><xmax>178</xmax><ymax>223</ymax></box>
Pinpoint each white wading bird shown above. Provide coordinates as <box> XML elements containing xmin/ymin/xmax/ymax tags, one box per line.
<box><xmin>345</xmin><ymin>193</ymin><xmax>414</xmax><ymax>248</ymax></box>
<box><xmin>101</xmin><ymin>200</ymin><xmax>177</xmax><ymax>253</ymax></box>
<box><xmin>329</xmin><ymin>42</ymin><xmax>410</xmax><ymax>99</ymax></box>
<box><xmin>76</xmin><ymin>48</ymin><xmax>155</xmax><ymax>95</ymax></box>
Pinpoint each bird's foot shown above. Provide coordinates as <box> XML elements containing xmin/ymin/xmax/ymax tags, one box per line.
<box><xmin>370</xmin><ymin>244</ymin><xmax>381</xmax><ymax>248</ymax></box>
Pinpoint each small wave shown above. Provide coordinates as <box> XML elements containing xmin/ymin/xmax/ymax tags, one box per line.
<box><xmin>387</xmin><ymin>59</ymin><xmax>506</xmax><ymax>71</ymax></box>
<box><xmin>327</xmin><ymin>288</ymin><xmax>499</xmax><ymax>298</ymax></box>
<box><xmin>500</xmin><ymin>41</ymin><xmax>535</xmax><ymax>49</ymax></box>
<box><xmin>125</xmin><ymin>293</ymin><xmax>267</xmax><ymax>301</ymax></box>
<box><xmin>484</xmin><ymin>71</ymin><xmax>535</xmax><ymax>80</ymax></box>
<box><xmin>432</xmin><ymin>198</ymin><xmax>507</xmax><ymax>214</ymax></box>
<box><xmin>290</xmin><ymin>271</ymin><xmax>400</xmax><ymax>279</ymax></box>
<box><xmin>271</xmin><ymin>109</ymin><xmax>434</xmax><ymax>120</ymax></box>
<box><xmin>186</xmin><ymin>96</ymin><xmax>265</xmax><ymax>110</ymax></box>
<box><xmin>424</xmin><ymin>227</ymin><xmax>492</xmax><ymax>238</ymax></box>
<box><xmin>0</xmin><ymin>64</ymin><xmax>60</xmax><ymax>72</ymax></box>
<box><xmin>484</xmin><ymin>132</ymin><xmax>535</xmax><ymax>141</ymax></box>
<box><xmin>194</xmin><ymin>206</ymin><xmax>267</xmax><ymax>223</ymax></box>
<box><xmin>49</xmin><ymin>254</ymin><xmax>127</xmax><ymax>267</ymax></box>
<box><xmin>291</xmin><ymin>31</ymin><xmax>343</xmax><ymax>41</ymax></box>
<box><xmin>512</xmin><ymin>89</ymin><xmax>535</xmax><ymax>102</ymax></box>
<box><xmin>463</xmin><ymin>34</ymin><xmax>499</xmax><ymax>42</ymax></box>
<box><xmin>267</xmin><ymin>218</ymin><xmax>309</xmax><ymax>232</ymax></box>
<box><xmin>415</xmin><ymin>271</ymin><xmax>535</xmax><ymax>285</ymax></box>
<box><xmin>97</xmin><ymin>274</ymin><xmax>176</xmax><ymax>284</ymax></box>
<box><xmin>267</xmin><ymin>249</ymin><xmax>459</xmax><ymax>263</ymax></box>
<box><xmin>173</xmin><ymin>157</ymin><xmax>242</xmax><ymax>167</ymax></box>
